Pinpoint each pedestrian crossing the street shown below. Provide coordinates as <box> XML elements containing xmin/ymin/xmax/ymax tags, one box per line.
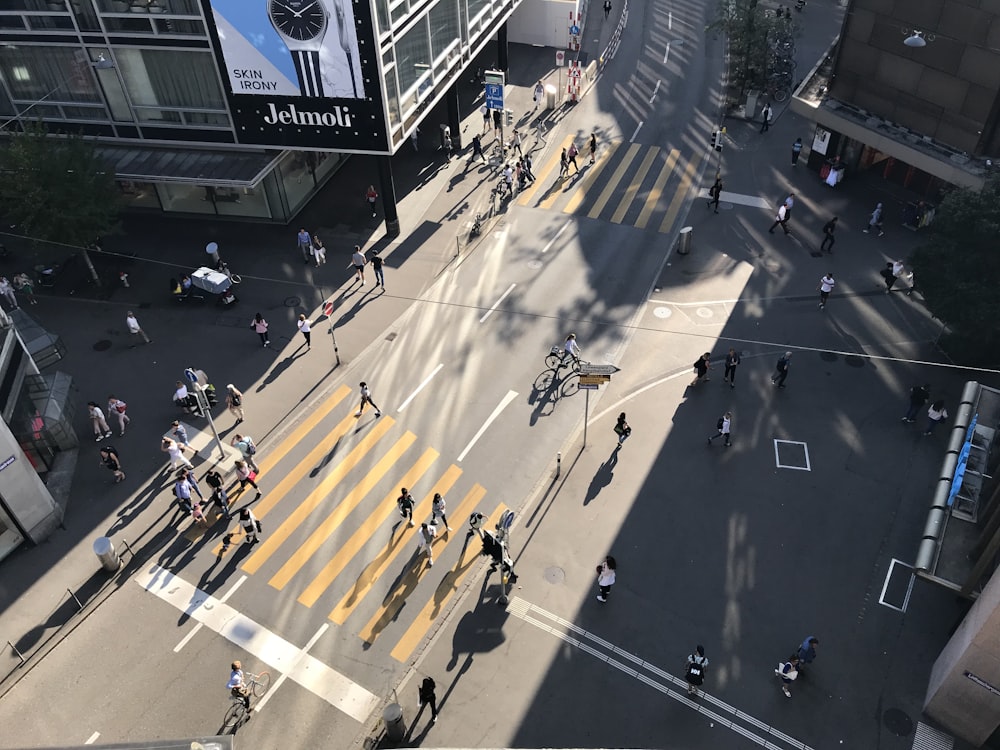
<box><xmin>175</xmin><ymin>383</ymin><xmax>504</xmax><ymax>666</ymax></box>
<box><xmin>514</xmin><ymin>135</ymin><xmax>702</xmax><ymax>233</ymax></box>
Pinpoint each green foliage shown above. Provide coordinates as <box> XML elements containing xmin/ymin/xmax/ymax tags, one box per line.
<box><xmin>708</xmin><ymin>1</ymin><xmax>799</xmax><ymax>96</ymax></box>
<box><xmin>0</xmin><ymin>121</ymin><xmax>121</xmax><ymax>248</ymax></box>
<box><xmin>911</xmin><ymin>176</ymin><xmax>1000</xmax><ymax>364</ymax></box>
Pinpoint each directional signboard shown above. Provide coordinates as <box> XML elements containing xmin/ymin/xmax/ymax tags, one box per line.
<box><xmin>485</xmin><ymin>82</ymin><xmax>504</xmax><ymax>110</ymax></box>
<box><xmin>579</xmin><ymin>375</ymin><xmax>610</xmax><ymax>385</ymax></box>
<box><xmin>578</xmin><ymin>363</ymin><xmax>621</xmax><ymax>376</ymax></box>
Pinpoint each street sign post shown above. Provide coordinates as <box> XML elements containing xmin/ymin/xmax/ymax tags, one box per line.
<box><xmin>577</xmin><ymin>362</ymin><xmax>622</xmax><ymax>448</ymax></box>
<box><xmin>183</xmin><ymin>367</ymin><xmax>225</xmax><ymax>460</ymax></box>
<box><xmin>579</xmin><ymin>363</ymin><xmax>621</xmax><ymax>376</ymax></box>
<box><xmin>485</xmin><ymin>83</ymin><xmax>504</xmax><ymax>110</ymax></box>
<box><xmin>324</xmin><ymin>299</ymin><xmax>341</xmax><ymax>366</ymax></box>
<box><xmin>579</xmin><ymin>375</ymin><xmax>610</xmax><ymax>385</ymax></box>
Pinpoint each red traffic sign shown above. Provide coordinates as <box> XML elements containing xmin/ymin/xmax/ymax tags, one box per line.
<box><xmin>323</xmin><ymin>301</ymin><xmax>334</xmax><ymax>316</ymax></box>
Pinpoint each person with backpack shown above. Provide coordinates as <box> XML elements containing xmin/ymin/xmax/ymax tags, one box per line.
<box><xmin>397</xmin><ymin>487</ymin><xmax>415</xmax><ymax>527</ymax></box>
<box><xmin>690</xmin><ymin>352</ymin><xmax>712</xmax><ymax>387</ymax></box>
<box><xmin>239</xmin><ymin>507</ymin><xmax>261</xmax><ymax>545</ymax></box>
<box><xmin>685</xmin><ymin>645</ymin><xmax>709</xmax><ymax>696</ymax></box>
<box><xmin>107</xmin><ymin>394</ymin><xmax>130</xmax><ymax>436</ymax></box>
<box><xmin>234</xmin><ymin>459</ymin><xmax>260</xmax><ymax>497</ymax></box>
<box><xmin>596</xmin><ymin>555</ymin><xmax>617</xmax><ymax>603</ymax></box>
<box><xmin>924</xmin><ymin>400</ymin><xmax>949</xmax><ymax>436</ymax></box>
<box><xmin>772</xmin><ymin>351</ymin><xmax>792</xmax><ymax>388</ymax></box>
<box><xmin>231</xmin><ymin>433</ymin><xmax>258</xmax><ymax>472</ymax></box>
<box><xmin>99</xmin><ymin>444</ymin><xmax>125</xmax><ymax>484</ymax></box>
<box><xmin>707</xmin><ymin>412</ymin><xmax>732</xmax><ymax>447</ymax></box>
<box><xmin>417</xmin><ymin>675</ymin><xmax>439</xmax><ymax>723</ymax></box>
<box><xmin>614</xmin><ymin>412</ymin><xmax>631</xmax><ymax>446</ymax></box>
<box><xmin>226</xmin><ymin>384</ymin><xmax>244</xmax><ymax>423</ymax></box>
<box><xmin>775</xmin><ymin>654</ymin><xmax>800</xmax><ymax>697</ymax></box>
<box><xmin>205</xmin><ymin>468</ymin><xmax>231</xmax><ymax>519</ymax></box>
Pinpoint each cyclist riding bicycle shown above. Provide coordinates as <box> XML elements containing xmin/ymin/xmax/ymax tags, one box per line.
<box><xmin>562</xmin><ymin>333</ymin><xmax>581</xmax><ymax>367</ymax></box>
<box><xmin>227</xmin><ymin>660</ymin><xmax>251</xmax><ymax>710</ymax></box>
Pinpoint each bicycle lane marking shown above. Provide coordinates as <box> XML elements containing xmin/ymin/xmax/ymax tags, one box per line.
<box><xmin>456</xmin><ymin>390</ymin><xmax>518</xmax><ymax>462</ymax></box>
<box><xmin>135</xmin><ymin>563</ymin><xmax>379</xmax><ymax>723</ymax></box>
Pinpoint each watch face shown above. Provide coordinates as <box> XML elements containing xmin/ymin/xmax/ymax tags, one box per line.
<box><xmin>269</xmin><ymin>0</ymin><xmax>327</xmax><ymax>42</ymax></box>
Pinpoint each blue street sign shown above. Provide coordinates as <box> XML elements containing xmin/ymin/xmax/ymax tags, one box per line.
<box><xmin>570</xmin><ymin>24</ymin><xmax>580</xmax><ymax>35</ymax></box>
<box><xmin>485</xmin><ymin>83</ymin><xmax>504</xmax><ymax>109</ymax></box>
<box><xmin>184</xmin><ymin>368</ymin><xmax>198</xmax><ymax>382</ymax></box>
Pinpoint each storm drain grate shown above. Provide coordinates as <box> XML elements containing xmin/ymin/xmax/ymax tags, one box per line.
<box><xmin>912</xmin><ymin>721</ymin><xmax>954</xmax><ymax>750</ymax></box>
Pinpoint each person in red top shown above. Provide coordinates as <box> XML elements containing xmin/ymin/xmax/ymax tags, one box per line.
<box><xmin>366</xmin><ymin>185</ymin><xmax>378</xmax><ymax>217</ymax></box>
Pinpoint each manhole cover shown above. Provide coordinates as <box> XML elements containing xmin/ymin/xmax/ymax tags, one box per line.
<box><xmin>845</xmin><ymin>355</ymin><xmax>866</xmax><ymax>368</ymax></box>
<box><xmin>543</xmin><ymin>566</ymin><xmax>565</xmax><ymax>584</ymax></box>
<box><xmin>883</xmin><ymin>707</ymin><xmax>914</xmax><ymax>737</ymax></box>
<box><xmin>527</xmin><ymin>260</ymin><xmax>543</xmax><ymax>269</ymax></box>
<box><xmin>94</xmin><ymin>340</ymin><xmax>112</xmax><ymax>351</ymax></box>
<box><xmin>696</xmin><ymin>307</ymin><xmax>714</xmax><ymax>318</ymax></box>
<box><xmin>819</xmin><ymin>351</ymin><xmax>838</xmax><ymax>362</ymax></box>
<box><xmin>653</xmin><ymin>306</ymin><xmax>672</xmax><ymax>319</ymax></box>
<box><xmin>284</xmin><ymin>296</ymin><xmax>300</xmax><ymax>307</ymax></box>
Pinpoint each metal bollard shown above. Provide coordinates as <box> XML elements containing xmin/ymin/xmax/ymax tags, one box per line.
<box><xmin>382</xmin><ymin>703</ymin><xmax>405</xmax><ymax>741</ymax></box>
<box><xmin>676</xmin><ymin>226</ymin><xmax>693</xmax><ymax>255</ymax></box>
<box><xmin>93</xmin><ymin>536</ymin><xmax>120</xmax><ymax>573</ymax></box>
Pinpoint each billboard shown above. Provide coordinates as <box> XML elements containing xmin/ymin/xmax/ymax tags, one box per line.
<box><xmin>204</xmin><ymin>0</ymin><xmax>389</xmax><ymax>153</ymax></box>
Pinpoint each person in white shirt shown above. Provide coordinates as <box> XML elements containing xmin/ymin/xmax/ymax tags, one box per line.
<box><xmin>297</xmin><ymin>314</ymin><xmax>312</xmax><ymax>350</ymax></box>
<box><xmin>562</xmin><ymin>333</ymin><xmax>581</xmax><ymax>367</ymax></box>
<box><xmin>417</xmin><ymin>522</ymin><xmax>437</xmax><ymax>566</ymax></box>
<box><xmin>126</xmin><ymin>311</ymin><xmax>151</xmax><ymax>345</ymax></box>
<box><xmin>707</xmin><ymin>412</ymin><xmax>732</xmax><ymax>447</ymax></box>
<box><xmin>227</xmin><ymin>660</ymin><xmax>250</xmax><ymax>709</ymax></box>
<box><xmin>818</xmin><ymin>273</ymin><xmax>835</xmax><ymax>309</ymax></box>
<box><xmin>107</xmin><ymin>395</ymin><xmax>130</xmax><ymax>436</ymax></box>
<box><xmin>533</xmin><ymin>80</ymin><xmax>544</xmax><ymax>108</ymax></box>
<box><xmin>924</xmin><ymin>400</ymin><xmax>949</xmax><ymax>436</ymax></box>
<box><xmin>161</xmin><ymin>437</ymin><xmax>193</xmax><ymax>470</ymax></box>
<box><xmin>88</xmin><ymin>402</ymin><xmax>112</xmax><ymax>441</ymax></box>
<box><xmin>596</xmin><ymin>555</ymin><xmax>617</xmax><ymax>603</ymax></box>
<box><xmin>351</xmin><ymin>245</ymin><xmax>367</xmax><ymax>284</ymax></box>
<box><xmin>431</xmin><ymin>493</ymin><xmax>452</xmax><ymax>532</ymax></box>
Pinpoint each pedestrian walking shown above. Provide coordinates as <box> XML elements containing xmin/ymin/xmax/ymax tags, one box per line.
<box><xmin>567</xmin><ymin>141</ymin><xmax>579</xmax><ymax>172</ymax></box>
<box><xmin>418</xmin><ymin>676</ymin><xmax>439</xmax><ymax>723</ymax></box>
<box><xmin>902</xmin><ymin>384</ymin><xmax>930</xmax><ymax>423</ymax></box>
<box><xmin>923</xmin><ymin>400</ymin><xmax>949</xmax><ymax>436</ymax></box>
<box><xmin>511</xmin><ymin>129</ymin><xmax>522</xmax><ymax>157</ymax></box>
<box><xmin>864</xmin><ymin>202</ymin><xmax>885</xmax><ymax>236</ymax></box>
<box><xmin>769</xmin><ymin>204</ymin><xmax>790</xmax><ymax>235</ymax></box>
<box><xmin>239</xmin><ymin>507</ymin><xmax>261</xmax><ymax>545</ymax></box>
<box><xmin>782</xmin><ymin>193</ymin><xmax>795</xmax><ymax>222</ymax></box>
<box><xmin>503</xmin><ymin>163</ymin><xmax>514</xmax><ymax>195</ymax></box>
<box><xmin>356</xmin><ymin>381</ymin><xmax>382</xmax><ymax>418</ymax></box>
<box><xmin>205</xmin><ymin>468</ymin><xmax>231</xmax><ymax>519</ymax></box>
<box><xmin>689</xmin><ymin>352</ymin><xmax>712</xmax><ymax>386</ymax></box>
<box><xmin>772</xmin><ymin>351</ymin><xmax>791</xmax><ymax>388</ymax></box>
<box><xmin>250</xmin><ymin>313</ymin><xmax>270</xmax><ymax>347</ymax></box>
<box><xmin>707</xmin><ymin>412</ymin><xmax>732</xmax><ymax>447</ymax></box>
<box><xmin>231</xmin><ymin>433</ymin><xmax>258</xmax><ymax>472</ymax></box>
<box><xmin>417</xmin><ymin>522</ymin><xmax>437</xmax><ymax>566</ymax></box>
<box><xmin>125</xmin><ymin>311</ymin><xmax>151</xmax><ymax>346</ymax></box>
<box><xmin>297</xmin><ymin>314</ymin><xmax>312</xmax><ymax>350</ymax></box>
<box><xmin>99</xmin><ymin>444</ymin><xmax>125</xmax><ymax>483</ymax></box>
<box><xmin>351</xmin><ymin>245</ymin><xmax>367</xmax><ymax>284</ymax></box>
<box><xmin>431</xmin><ymin>492</ymin><xmax>452</xmax><ymax>531</ymax></box>
<box><xmin>226</xmin><ymin>384</ymin><xmax>245</xmax><ymax>424</ymax></box>
<box><xmin>891</xmin><ymin>259</ymin><xmax>911</xmax><ymax>293</ymax></box>
<box><xmin>818</xmin><ymin>272</ymin><xmax>835</xmax><ymax>309</ymax></box>
<box><xmin>397</xmin><ymin>487</ymin><xmax>415</xmax><ymax>527</ymax></box>
<box><xmin>879</xmin><ymin>262</ymin><xmax>897</xmax><ymax>292</ymax></box>
<box><xmin>312</xmin><ymin>235</ymin><xmax>327</xmax><ymax>266</ymax></box>
<box><xmin>481</xmin><ymin>105</ymin><xmax>490</xmax><ymax>134</ymax></box>
<box><xmin>371</xmin><ymin>250</ymin><xmax>385</xmax><ymax>288</ymax></box>
<box><xmin>161</xmin><ymin>437</ymin><xmax>194</xmax><ymax>470</ymax></box>
<box><xmin>106</xmin><ymin>395</ymin><xmax>130</xmax><ymax>436</ymax></box>
<box><xmin>533</xmin><ymin>79</ymin><xmax>545</xmax><ymax>109</ymax></box>
<box><xmin>12</xmin><ymin>273</ymin><xmax>36</xmax><ymax>304</ymax></box>
<box><xmin>589</xmin><ymin>132</ymin><xmax>597</xmax><ymax>164</ymax></box>
<box><xmin>791</xmin><ymin>137</ymin><xmax>803</xmax><ymax>165</ymax></box>
<box><xmin>603</xmin><ymin>0</ymin><xmax>611</xmax><ymax>18</ymax></box>
<box><xmin>723</xmin><ymin>347</ymin><xmax>741</xmax><ymax>388</ymax></box>
<box><xmin>170</xmin><ymin>420</ymin><xmax>189</xmax><ymax>447</ymax></box>
<box><xmin>492</xmin><ymin>108</ymin><xmax>502</xmax><ymax>138</ymax></box>
<box><xmin>596</xmin><ymin>555</ymin><xmax>617</xmax><ymax>602</ymax></box>
<box><xmin>524</xmin><ymin>153</ymin><xmax>535</xmax><ymax>182</ymax></box>
<box><xmin>685</xmin><ymin>646</ymin><xmax>709</xmax><ymax>696</ymax></box>
<box><xmin>760</xmin><ymin>103</ymin><xmax>772</xmax><ymax>133</ymax></box>
<box><xmin>614</xmin><ymin>412</ymin><xmax>631</xmax><ymax>446</ymax></box>
<box><xmin>296</xmin><ymin>228</ymin><xmax>312</xmax><ymax>264</ymax></box>
<box><xmin>559</xmin><ymin>148</ymin><xmax>569</xmax><ymax>178</ymax></box>
<box><xmin>820</xmin><ymin>216</ymin><xmax>837</xmax><ymax>253</ymax></box>
<box><xmin>88</xmin><ymin>402</ymin><xmax>113</xmax><ymax>441</ymax></box>
<box><xmin>174</xmin><ymin>468</ymin><xmax>204</xmax><ymax>513</ymax></box>
<box><xmin>365</xmin><ymin>185</ymin><xmax>379</xmax><ymax>217</ymax></box>
<box><xmin>707</xmin><ymin>176</ymin><xmax>722</xmax><ymax>213</ymax></box>
<box><xmin>797</xmin><ymin>636</ymin><xmax>819</xmax><ymax>667</ymax></box>
<box><xmin>469</xmin><ymin>134</ymin><xmax>485</xmax><ymax>164</ymax></box>
<box><xmin>235</xmin><ymin>459</ymin><xmax>261</xmax><ymax>496</ymax></box>
<box><xmin>0</xmin><ymin>277</ymin><xmax>17</xmax><ymax>310</ymax></box>
<box><xmin>410</xmin><ymin>126</ymin><xmax>419</xmax><ymax>151</ymax></box>
<box><xmin>775</xmin><ymin>654</ymin><xmax>800</xmax><ymax>697</ymax></box>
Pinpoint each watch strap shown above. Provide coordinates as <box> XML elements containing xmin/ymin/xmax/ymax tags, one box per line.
<box><xmin>291</xmin><ymin>50</ymin><xmax>324</xmax><ymax>98</ymax></box>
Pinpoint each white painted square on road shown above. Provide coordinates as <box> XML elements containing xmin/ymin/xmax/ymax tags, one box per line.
<box><xmin>773</xmin><ymin>439</ymin><xmax>811</xmax><ymax>471</ymax></box>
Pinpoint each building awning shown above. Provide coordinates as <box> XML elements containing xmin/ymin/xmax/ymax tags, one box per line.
<box><xmin>94</xmin><ymin>145</ymin><xmax>284</xmax><ymax>187</ymax></box>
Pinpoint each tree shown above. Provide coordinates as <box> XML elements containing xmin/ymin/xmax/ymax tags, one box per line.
<box><xmin>708</xmin><ymin>1</ymin><xmax>798</xmax><ymax>103</ymax></box>
<box><xmin>0</xmin><ymin>121</ymin><xmax>121</xmax><ymax>248</ymax></box>
<box><xmin>910</xmin><ymin>176</ymin><xmax>1000</xmax><ymax>366</ymax></box>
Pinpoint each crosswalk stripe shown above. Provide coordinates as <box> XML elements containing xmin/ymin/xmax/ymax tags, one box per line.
<box><xmin>635</xmin><ymin>148</ymin><xmax>679</xmax><ymax>229</ymax></box>
<box><xmin>611</xmin><ymin>146</ymin><xmax>660</xmax><ymax>224</ymax></box>
<box><xmin>209</xmin><ymin>392</ymin><xmax>355</xmax><ymax>557</ymax></box>
<box><xmin>360</xmin><ymin>485</ymin><xmax>491</xmax><ymax>648</ymax></box>
<box><xmin>562</xmin><ymin>142</ymin><xmax>621</xmax><ymax>215</ymax></box>
<box><xmin>659</xmin><ymin>151</ymin><xmax>703</xmax><ymax>234</ymax></box>
<box><xmin>587</xmin><ymin>143</ymin><xmax>641</xmax><ymax>219</ymax></box>
<box><xmin>267</xmin><ymin>432</ymin><xmax>418</xmax><ymax>591</ymax></box>
<box><xmin>298</xmin><ymin>448</ymin><xmax>441</xmax><ymax>609</ymax></box>
<box><xmin>389</xmin><ymin>498</ymin><xmax>502</xmax><ymax>663</ymax></box>
<box><xmin>241</xmin><ymin>416</ymin><xmax>396</xmax><ymax>575</ymax></box>
<box><xmin>328</xmin><ymin>465</ymin><xmax>464</xmax><ymax>624</ymax></box>
<box><xmin>515</xmin><ymin>134</ymin><xmax>575</xmax><ymax>207</ymax></box>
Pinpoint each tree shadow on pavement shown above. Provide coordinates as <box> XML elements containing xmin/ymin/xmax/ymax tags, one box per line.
<box><xmin>105</xmin><ymin>469</ymin><xmax>174</xmax><ymax>537</ymax></box>
<box><xmin>256</xmin><ymin>349</ymin><xmax>307</xmax><ymax>392</ymax></box>
<box><xmin>583</xmin><ymin>447</ymin><xmax>619</xmax><ymax>506</ymax></box>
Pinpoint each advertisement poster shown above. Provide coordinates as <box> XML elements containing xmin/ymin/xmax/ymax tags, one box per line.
<box><xmin>211</xmin><ymin>0</ymin><xmax>364</xmax><ymax>100</ymax></box>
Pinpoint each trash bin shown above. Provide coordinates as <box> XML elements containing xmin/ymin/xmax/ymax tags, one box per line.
<box><xmin>545</xmin><ymin>84</ymin><xmax>558</xmax><ymax>110</ymax></box>
<box><xmin>745</xmin><ymin>90</ymin><xmax>761</xmax><ymax>121</ymax></box>
<box><xmin>676</xmin><ymin>226</ymin><xmax>693</xmax><ymax>255</ymax></box>
<box><xmin>205</xmin><ymin>242</ymin><xmax>220</xmax><ymax>265</ymax></box>
<box><xmin>383</xmin><ymin>703</ymin><xmax>405</xmax><ymax>741</ymax></box>
<box><xmin>93</xmin><ymin>536</ymin><xmax>120</xmax><ymax>573</ymax></box>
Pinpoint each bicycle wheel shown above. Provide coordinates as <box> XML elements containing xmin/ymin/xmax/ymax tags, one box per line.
<box><xmin>545</xmin><ymin>353</ymin><xmax>562</xmax><ymax>370</ymax></box>
<box><xmin>228</xmin><ymin>274</ymin><xmax>242</xmax><ymax>285</ymax></box>
<box><xmin>252</xmin><ymin>671</ymin><xmax>271</xmax><ymax>697</ymax></box>
<box><xmin>224</xmin><ymin>701</ymin><xmax>247</xmax><ymax>729</ymax></box>
<box><xmin>772</xmin><ymin>87</ymin><xmax>790</xmax><ymax>103</ymax></box>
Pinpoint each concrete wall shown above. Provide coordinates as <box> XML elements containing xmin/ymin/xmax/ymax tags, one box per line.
<box><xmin>925</xmin><ymin>567</ymin><xmax>1000</xmax><ymax>746</ymax></box>
<box><xmin>508</xmin><ymin>0</ymin><xmax>580</xmax><ymax>48</ymax></box>
<box><xmin>0</xmin><ymin>417</ymin><xmax>62</xmax><ymax>548</ymax></box>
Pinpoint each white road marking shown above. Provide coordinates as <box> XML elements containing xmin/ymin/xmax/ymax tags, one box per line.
<box><xmin>84</xmin><ymin>732</ymin><xmax>100</xmax><ymax>745</ymax></box>
<box><xmin>773</xmin><ymin>439</ymin><xmax>811</xmax><ymax>471</ymax></box>
<box><xmin>255</xmin><ymin>623</ymin><xmax>330</xmax><ymax>712</ymax></box>
<box><xmin>479</xmin><ymin>285</ymin><xmax>516</xmax><ymax>323</ymax></box>
<box><xmin>173</xmin><ymin>574</ymin><xmax>247</xmax><ymax>652</ymax></box>
<box><xmin>630</xmin><ymin>122</ymin><xmax>643</xmax><ymax>142</ymax></box>
<box><xmin>663</xmin><ymin>42</ymin><xmax>671</xmax><ymax>64</ymax></box>
<box><xmin>879</xmin><ymin>558</ymin><xmax>915</xmax><ymax>613</ymax></box>
<box><xmin>649</xmin><ymin>80</ymin><xmax>660</xmax><ymax>104</ymax></box>
<box><xmin>135</xmin><ymin>564</ymin><xmax>379</xmax><ymax>723</ymax></box>
<box><xmin>697</xmin><ymin>189</ymin><xmax>771</xmax><ymax>208</ymax></box>
<box><xmin>397</xmin><ymin>363</ymin><xmax>444</xmax><ymax>410</ymax></box>
<box><xmin>540</xmin><ymin>220</ymin><xmax>572</xmax><ymax>254</ymax></box>
<box><xmin>457</xmin><ymin>390</ymin><xmax>518</xmax><ymax>462</ymax></box>
<box><xmin>668</xmin><ymin>10</ymin><xmax>672</xmax><ymax>29</ymax></box>
<box><xmin>508</xmin><ymin>597</ymin><xmax>816</xmax><ymax>750</ymax></box>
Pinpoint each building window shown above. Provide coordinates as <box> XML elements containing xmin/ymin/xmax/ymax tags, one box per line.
<box><xmin>396</xmin><ymin>18</ymin><xmax>431</xmax><ymax>98</ymax></box>
<box><xmin>116</xmin><ymin>48</ymin><xmax>225</xmax><ymax>110</ymax></box>
<box><xmin>0</xmin><ymin>46</ymin><xmax>101</xmax><ymax>104</ymax></box>
<box><xmin>428</xmin><ymin>0</ymin><xmax>460</xmax><ymax>60</ymax></box>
